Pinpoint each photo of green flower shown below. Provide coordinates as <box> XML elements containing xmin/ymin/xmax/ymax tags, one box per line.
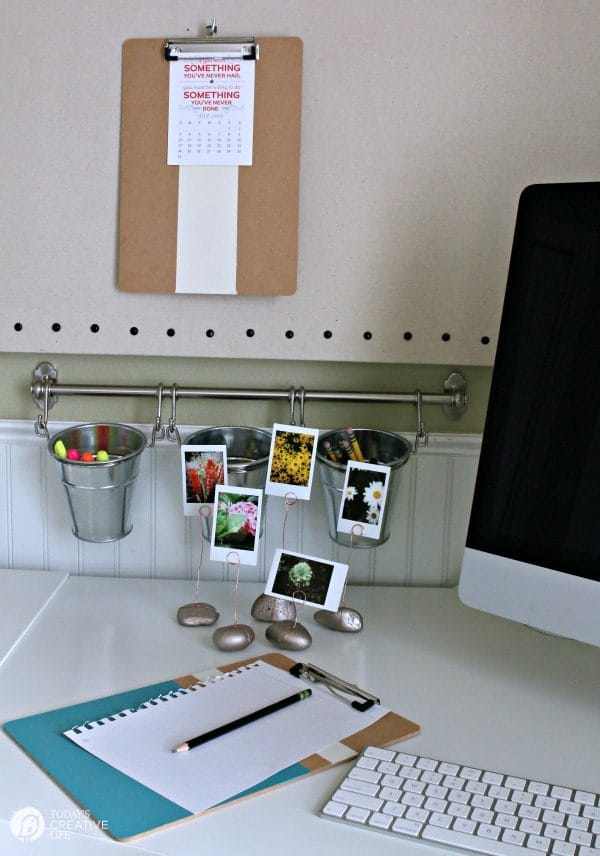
<box><xmin>270</xmin><ymin>552</ymin><xmax>333</xmax><ymax>606</ymax></box>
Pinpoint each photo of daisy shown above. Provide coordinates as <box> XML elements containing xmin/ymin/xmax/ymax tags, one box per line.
<box><xmin>265</xmin><ymin>423</ymin><xmax>319</xmax><ymax>500</ymax></box>
<box><xmin>337</xmin><ymin>461</ymin><xmax>391</xmax><ymax>540</ymax></box>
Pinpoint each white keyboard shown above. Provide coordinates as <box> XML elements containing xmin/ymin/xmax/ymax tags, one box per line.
<box><xmin>320</xmin><ymin>746</ymin><xmax>600</xmax><ymax>855</ymax></box>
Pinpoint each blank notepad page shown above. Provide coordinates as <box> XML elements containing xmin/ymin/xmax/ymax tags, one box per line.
<box><xmin>64</xmin><ymin>660</ymin><xmax>388</xmax><ymax>814</ymax></box>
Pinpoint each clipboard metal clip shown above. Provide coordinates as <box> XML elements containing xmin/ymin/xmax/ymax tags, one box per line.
<box><xmin>289</xmin><ymin>662</ymin><xmax>380</xmax><ymax>712</ymax></box>
<box><xmin>164</xmin><ymin>35</ymin><xmax>258</xmax><ymax>61</ymax></box>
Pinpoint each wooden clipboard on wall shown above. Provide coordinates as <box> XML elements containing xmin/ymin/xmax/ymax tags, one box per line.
<box><xmin>118</xmin><ymin>37</ymin><xmax>302</xmax><ymax>295</ymax></box>
<box><xmin>3</xmin><ymin>652</ymin><xmax>419</xmax><ymax>841</ymax></box>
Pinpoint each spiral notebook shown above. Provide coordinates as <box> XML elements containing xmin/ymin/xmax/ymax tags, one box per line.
<box><xmin>4</xmin><ymin>653</ymin><xmax>420</xmax><ymax>841</ymax></box>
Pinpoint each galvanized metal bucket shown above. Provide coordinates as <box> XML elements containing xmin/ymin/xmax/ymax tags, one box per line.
<box><xmin>316</xmin><ymin>428</ymin><xmax>411</xmax><ymax>547</ymax></box>
<box><xmin>184</xmin><ymin>426</ymin><xmax>272</xmax><ymax>539</ymax></box>
<box><xmin>48</xmin><ymin>423</ymin><xmax>146</xmax><ymax>543</ymax></box>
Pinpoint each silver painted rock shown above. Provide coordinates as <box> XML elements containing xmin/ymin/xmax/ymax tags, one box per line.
<box><xmin>177</xmin><ymin>602</ymin><xmax>219</xmax><ymax>626</ymax></box>
<box><xmin>314</xmin><ymin>606</ymin><xmax>363</xmax><ymax>633</ymax></box>
<box><xmin>265</xmin><ymin>620</ymin><xmax>312</xmax><ymax>650</ymax></box>
<box><xmin>213</xmin><ymin>623</ymin><xmax>255</xmax><ymax>651</ymax></box>
<box><xmin>251</xmin><ymin>594</ymin><xmax>297</xmax><ymax>622</ymax></box>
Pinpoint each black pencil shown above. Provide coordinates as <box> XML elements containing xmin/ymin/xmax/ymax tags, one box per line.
<box><xmin>171</xmin><ymin>688</ymin><xmax>312</xmax><ymax>753</ymax></box>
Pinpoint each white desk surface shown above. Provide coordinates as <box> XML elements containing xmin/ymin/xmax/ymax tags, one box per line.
<box><xmin>0</xmin><ymin>569</ymin><xmax>68</xmax><ymax>668</ymax></box>
<box><xmin>0</xmin><ymin>572</ymin><xmax>598</xmax><ymax>855</ymax></box>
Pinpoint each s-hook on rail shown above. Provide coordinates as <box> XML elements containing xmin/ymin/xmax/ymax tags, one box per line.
<box><xmin>30</xmin><ymin>362</ymin><xmax>467</xmax><ymax>451</ymax></box>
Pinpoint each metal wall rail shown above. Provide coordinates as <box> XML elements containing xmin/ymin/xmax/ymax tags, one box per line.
<box><xmin>30</xmin><ymin>362</ymin><xmax>467</xmax><ymax>446</ymax></box>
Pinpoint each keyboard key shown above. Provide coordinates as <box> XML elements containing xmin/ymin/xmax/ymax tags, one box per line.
<box><xmin>439</xmin><ymin>761</ymin><xmax>460</xmax><ymax>775</ymax></box>
<box><xmin>526</xmin><ymin>834</ymin><xmax>551</xmax><ymax>851</ymax></box>
<box><xmin>482</xmin><ymin>771</ymin><xmax>504</xmax><ymax>786</ymax></box>
<box><xmin>322</xmin><ymin>798</ymin><xmax>347</xmax><ymax>818</ymax></box>
<box><xmin>331</xmin><ymin>788</ymin><xmax>382</xmax><ymax>812</ymax></box>
<box><xmin>429</xmin><ymin>811</ymin><xmax>452</xmax><ymax>829</ymax></box>
<box><xmin>527</xmin><ymin>781</ymin><xmax>549</xmax><ymax>796</ymax></box>
<box><xmin>501</xmin><ymin>829</ymin><xmax>525</xmax><ymax>846</ymax></box>
<box><xmin>364</xmin><ymin>746</ymin><xmax>395</xmax><ymax>761</ymax></box>
<box><xmin>368</xmin><ymin>811</ymin><xmax>393</xmax><ymax>830</ymax></box>
<box><xmin>394</xmin><ymin>752</ymin><xmax>417</xmax><ymax>766</ymax></box>
<box><xmin>574</xmin><ymin>790</ymin><xmax>596</xmax><ymax>806</ymax></box>
<box><xmin>505</xmin><ymin>776</ymin><xmax>527</xmax><ymax>791</ymax></box>
<box><xmin>348</xmin><ymin>766</ymin><xmax>381</xmax><ymax>784</ymax></box>
<box><xmin>346</xmin><ymin>806</ymin><xmax>370</xmax><ymax>823</ymax></box>
<box><xmin>340</xmin><ymin>778</ymin><xmax>380</xmax><ymax>797</ymax></box>
<box><xmin>382</xmin><ymin>800</ymin><xmax>405</xmax><ymax>817</ymax></box>
<box><xmin>550</xmin><ymin>842</ymin><xmax>576</xmax><ymax>856</ymax></box>
<box><xmin>356</xmin><ymin>755</ymin><xmax>379</xmax><ymax>771</ymax></box>
<box><xmin>462</xmin><ymin>767</ymin><xmax>483</xmax><ymax>781</ymax></box>
<box><xmin>417</xmin><ymin>756</ymin><xmax>438</xmax><ymax>771</ymax></box>
<box><xmin>551</xmin><ymin>786</ymin><xmax>573</xmax><ymax>800</ymax></box>
<box><xmin>566</xmin><ymin>813</ymin><xmax>590</xmax><ymax>831</ymax></box>
<box><xmin>478</xmin><ymin>824</ymin><xmax>501</xmax><ymax>841</ymax></box>
<box><xmin>391</xmin><ymin>817</ymin><xmax>423</xmax><ymax>836</ymax></box>
<box><xmin>567</xmin><ymin>829</ymin><xmax>592</xmax><ymax>846</ymax></box>
<box><xmin>423</xmin><ymin>824</ymin><xmax>529</xmax><ymax>854</ymax></box>
<box><xmin>377</xmin><ymin>761</ymin><xmax>399</xmax><ymax>774</ymax></box>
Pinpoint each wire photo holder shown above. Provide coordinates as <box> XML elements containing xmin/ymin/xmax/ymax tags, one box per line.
<box><xmin>177</xmin><ymin>505</ymin><xmax>219</xmax><ymax>627</ymax></box>
<box><xmin>212</xmin><ymin>552</ymin><xmax>256</xmax><ymax>651</ymax></box>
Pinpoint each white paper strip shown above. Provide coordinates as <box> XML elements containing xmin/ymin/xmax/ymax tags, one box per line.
<box><xmin>175</xmin><ymin>166</ymin><xmax>238</xmax><ymax>294</ymax></box>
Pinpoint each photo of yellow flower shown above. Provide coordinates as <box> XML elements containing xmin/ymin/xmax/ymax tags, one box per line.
<box><xmin>269</xmin><ymin>429</ymin><xmax>315</xmax><ymax>487</ymax></box>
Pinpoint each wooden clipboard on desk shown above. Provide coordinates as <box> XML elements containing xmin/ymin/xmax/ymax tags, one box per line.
<box><xmin>3</xmin><ymin>652</ymin><xmax>419</xmax><ymax>841</ymax></box>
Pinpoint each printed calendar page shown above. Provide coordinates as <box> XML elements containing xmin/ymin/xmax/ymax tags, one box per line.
<box><xmin>167</xmin><ymin>56</ymin><xmax>255</xmax><ymax>166</ymax></box>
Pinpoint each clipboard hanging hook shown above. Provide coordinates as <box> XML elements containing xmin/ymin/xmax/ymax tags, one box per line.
<box><xmin>206</xmin><ymin>18</ymin><xmax>217</xmax><ymax>36</ymax></box>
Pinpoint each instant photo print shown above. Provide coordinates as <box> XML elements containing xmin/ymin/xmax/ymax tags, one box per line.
<box><xmin>181</xmin><ymin>445</ymin><xmax>227</xmax><ymax>515</ymax></box>
<box><xmin>265</xmin><ymin>549</ymin><xmax>349</xmax><ymax>612</ymax></box>
<box><xmin>337</xmin><ymin>461</ymin><xmax>391</xmax><ymax>540</ymax></box>
<box><xmin>209</xmin><ymin>485</ymin><xmax>263</xmax><ymax>566</ymax></box>
<box><xmin>265</xmin><ymin>423</ymin><xmax>319</xmax><ymax>501</ymax></box>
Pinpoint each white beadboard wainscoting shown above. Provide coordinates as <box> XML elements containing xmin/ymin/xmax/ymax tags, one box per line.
<box><xmin>0</xmin><ymin>421</ymin><xmax>480</xmax><ymax>586</ymax></box>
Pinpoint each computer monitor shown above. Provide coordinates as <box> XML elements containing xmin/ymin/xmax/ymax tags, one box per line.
<box><xmin>459</xmin><ymin>182</ymin><xmax>600</xmax><ymax>648</ymax></box>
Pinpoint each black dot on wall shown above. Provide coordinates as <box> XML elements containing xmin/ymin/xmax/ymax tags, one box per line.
<box><xmin>206</xmin><ymin>329</ymin><xmax>215</xmax><ymax>338</ymax></box>
<box><xmin>363</xmin><ymin>331</ymin><xmax>373</xmax><ymax>340</ymax></box>
<box><xmin>323</xmin><ymin>330</ymin><xmax>333</xmax><ymax>339</ymax></box>
<box><xmin>166</xmin><ymin>328</ymin><xmax>175</xmax><ymax>337</ymax></box>
<box><xmin>246</xmin><ymin>328</ymin><xmax>255</xmax><ymax>337</ymax></box>
<box><xmin>52</xmin><ymin>322</ymin><xmax>61</xmax><ymax>332</ymax></box>
<box><xmin>90</xmin><ymin>324</ymin><xmax>100</xmax><ymax>333</ymax></box>
<box><xmin>14</xmin><ymin>322</ymin><xmax>23</xmax><ymax>331</ymax></box>
<box><xmin>285</xmin><ymin>330</ymin><xmax>294</xmax><ymax>339</ymax></box>
<box><xmin>481</xmin><ymin>336</ymin><xmax>490</xmax><ymax>345</ymax></box>
<box><xmin>403</xmin><ymin>331</ymin><xmax>413</xmax><ymax>341</ymax></box>
<box><xmin>441</xmin><ymin>332</ymin><xmax>451</xmax><ymax>341</ymax></box>
<box><xmin>129</xmin><ymin>326</ymin><xmax>139</xmax><ymax>336</ymax></box>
